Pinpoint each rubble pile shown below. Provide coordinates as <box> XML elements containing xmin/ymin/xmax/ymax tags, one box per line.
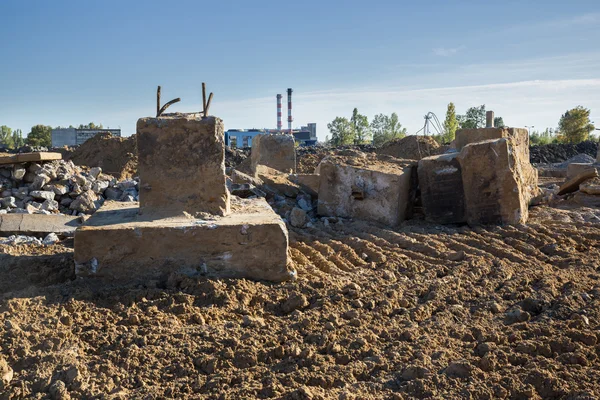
<box><xmin>376</xmin><ymin>135</ymin><xmax>442</xmax><ymax>160</ymax></box>
<box><xmin>296</xmin><ymin>145</ymin><xmax>375</xmax><ymax>174</ymax></box>
<box><xmin>0</xmin><ymin>160</ymin><xmax>137</xmax><ymax>216</ymax></box>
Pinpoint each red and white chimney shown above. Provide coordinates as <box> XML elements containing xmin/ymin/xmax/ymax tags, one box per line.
<box><xmin>287</xmin><ymin>88</ymin><xmax>293</xmax><ymax>134</ymax></box>
<box><xmin>276</xmin><ymin>94</ymin><xmax>282</xmax><ymax>131</ymax></box>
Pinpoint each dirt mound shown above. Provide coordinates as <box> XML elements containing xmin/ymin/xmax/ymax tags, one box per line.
<box><xmin>530</xmin><ymin>140</ymin><xmax>598</xmax><ymax>164</ymax></box>
<box><xmin>376</xmin><ymin>135</ymin><xmax>441</xmax><ymax>160</ymax></box>
<box><xmin>2</xmin><ymin>203</ymin><xmax>600</xmax><ymax>398</ymax></box>
<box><xmin>296</xmin><ymin>145</ymin><xmax>376</xmax><ymax>174</ymax></box>
<box><xmin>66</xmin><ymin>133</ymin><xmax>137</xmax><ymax>180</ymax></box>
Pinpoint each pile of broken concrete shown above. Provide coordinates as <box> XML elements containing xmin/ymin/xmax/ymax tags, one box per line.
<box><xmin>0</xmin><ymin>158</ymin><xmax>138</xmax><ymax>216</ymax></box>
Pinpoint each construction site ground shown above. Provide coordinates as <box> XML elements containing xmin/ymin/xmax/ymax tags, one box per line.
<box><xmin>2</xmin><ymin>201</ymin><xmax>600</xmax><ymax>399</ymax></box>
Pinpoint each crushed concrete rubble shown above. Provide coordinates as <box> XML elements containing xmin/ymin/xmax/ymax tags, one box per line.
<box><xmin>0</xmin><ymin>159</ymin><xmax>139</xmax><ymax>217</ymax></box>
<box><xmin>0</xmin><ymin>232</ymin><xmax>60</xmax><ymax>246</ymax></box>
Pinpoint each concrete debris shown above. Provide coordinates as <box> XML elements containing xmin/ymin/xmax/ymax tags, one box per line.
<box><xmin>290</xmin><ymin>207</ymin><xmax>308</xmax><ymax>228</ymax></box>
<box><xmin>558</xmin><ymin>169</ymin><xmax>598</xmax><ymax>195</ymax></box>
<box><xmin>42</xmin><ymin>232</ymin><xmax>60</xmax><ymax>245</ymax></box>
<box><xmin>580</xmin><ymin>177</ymin><xmax>600</xmax><ymax>195</ymax></box>
<box><xmin>0</xmin><ymin>158</ymin><xmax>139</xmax><ymax>217</ymax></box>
<box><xmin>251</xmin><ymin>133</ymin><xmax>296</xmax><ymax>175</ymax></box>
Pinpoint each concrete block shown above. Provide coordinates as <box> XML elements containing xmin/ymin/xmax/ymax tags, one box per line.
<box><xmin>289</xmin><ymin>174</ymin><xmax>320</xmax><ymax>197</ymax></box>
<box><xmin>418</xmin><ymin>153</ymin><xmax>466</xmax><ymax>224</ymax></box>
<box><xmin>458</xmin><ymin>138</ymin><xmax>529</xmax><ymax>226</ymax></box>
<box><xmin>558</xmin><ymin>168</ymin><xmax>598</xmax><ymax>195</ymax></box>
<box><xmin>136</xmin><ymin>114</ymin><xmax>230</xmax><ymax>217</ymax></box>
<box><xmin>455</xmin><ymin>127</ymin><xmax>538</xmax><ymax>202</ymax></box>
<box><xmin>317</xmin><ymin>154</ymin><xmax>415</xmax><ymax>226</ymax></box>
<box><xmin>566</xmin><ymin>163</ymin><xmax>599</xmax><ymax>180</ymax></box>
<box><xmin>0</xmin><ymin>214</ymin><xmax>80</xmax><ymax>236</ymax></box>
<box><xmin>251</xmin><ymin>134</ymin><xmax>296</xmax><ymax>175</ymax></box>
<box><xmin>0</xmin><ymin>152</ymin><xmax>62</xmax><ymax>166</ymax></box>
<box><xmin>74</xmin><ymin>199</ymin><xmax>294</xmax><ymax>282</ymax></box>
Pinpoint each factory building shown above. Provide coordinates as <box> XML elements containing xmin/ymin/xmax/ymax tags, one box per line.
<box><xmin>224</xmin><ymin>88</ymin><xmax>317</xmax><ymax>148</ymax></box>
<box><xmin>51</xmin><ymin>128</ymin><xmax>121</xmax><ymax>147</ymax></box>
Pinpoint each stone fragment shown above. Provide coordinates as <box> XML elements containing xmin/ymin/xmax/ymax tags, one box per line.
<box><xmin>231</xmin><ymin>169</ymin><xmax>264</xmax><ymax>186</ymax></box>
<box><xmin>418</xmin><ymin>152</ymin><xmax>466</xmax><ymax>224</ymax></box>
<box><xmin>30</xmin><ymin>190</ymin><xmax>55</xmax><ymax>201</ymax></box>
<box><xmin>31</xmin><ymin>173</ymin><xmax>51</xmax><ymax>190</ymax></box>
<box><xmin>13</xmin><ymin>187</ymin><xmax>29</xmax><ymax>199</ymax></box>
<box><xmin>0</xmin><ymin>197</ymin><xmax>16</xmax><ymax>209</ymax></box>
<box><xmin>89</xmin><ymin>167</ymin><xmax>102</xmax><ymax>179</ymax></box>
<box><xmin>458</xmin><ymin>138</ymin><xmax>529</xmax><ymax>225</ymax></box>
<box><xmin>250</xmin><ymin>134</ymin><xmax>296</xmax><ymax>175</ymax></box>
<box><xmin>289</xmin><ymin>174</ymin><xmax>320</xmax><ymax>197</ymax></box>
<box><xmin>43</xmin><ymin>232</ymin><xmax>60</xmax><ymax>245</ymax></box>
<box><xmin>282</xmin><ymin>293</ymin><xmax>309</xmax><ymax>314</ymax></box>
<box><xmin>45</xmin><ymin>184</ymin><xmax>69</xmax><ymax>196</ymax></box>
<box><xmin>91</xmin><ymin>180</ymin><xmax>109</xmax><ymax>194</ymax></box>
<box><xmin>290</xmin><ymin>207</ymin><xmax>308</xmax><ymax>228</ymax></box>
<box><xmin>41</xmin><ymin>199</ymin><xmax>59</xmax><ymax>212</ymax></box>
<box><xmin>558</xmin><ymin>169</ymin><xmax>598</xmax><ymax>195</ymax></box>
<box><xmin>11</xmin><ymin>166</ymin><xmax>26</xmax><ymax>180</ymax></box>
<box><xmin>317</xmin><ymin>154</ymin><xmax>415</xmax><ymax>226</ymax></box>
<box><xmin>137</xmin><ymin>115</ymin><xmax>230</xmax><ymax>217</ymax></box>
<box><xmin>104</xmin><ymin>187</ymin><xmax>123</xmax><ymax>200</ymax></box>
<box><xmin>566</xmin><ymin>163</ymin><xmax>598</xmax><ymax>180</ymax></box>
<box><xmin>70</xmin><ymin>190</ymin><xmax>98</xmax><ymax>213</ymax></box>
<box><xmin>580</xmin><ymin>177</ymin><xmax>600</xmax><ymax>195</ymax></box>
<box><xmin>0</xmin><ymin>357</ymin><xmax>13</xmax><ymax>390</ymax></box>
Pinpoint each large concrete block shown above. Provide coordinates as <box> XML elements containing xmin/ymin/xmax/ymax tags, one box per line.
<box><xmin>0</xmin><ymin>214</ymin><xmax>80</xmax><ymax>236</ymax></box>
<box><xmin>455</xmin><ymin>127</ymin><xmax>538</xmax><ymax>202</ymax></box>
<box><xmin>251</xmin><ymin>134</ymin><xmax>296</xmax><ymax>175</ymax></box>
<box><xmin>136</xmin><ymin>114</ymin><xmax>230</xmax><ymax>217</ymax></box>
<box><xmin>458</xmin><ymin>138</ymin><xmax>529</xmax><ymax>226</ymax></box>
<box><xmin>418</xmin><ymin>153</ymin><xmax>466</xmax><ymax>224</ymax></box>
<box><xmin>74</xmin><ymin>199</ymin><xmax>294</xmax><ymax>282</ymax></box>
<box><xmin>566</xmin><ymin>163</ymin><xmax>599</xmax><ymax>180</ymax></box>
<box><xmin>317</xmin><ymin>154</ymin><xmax>415</xmax><ymax>226</ymax></box>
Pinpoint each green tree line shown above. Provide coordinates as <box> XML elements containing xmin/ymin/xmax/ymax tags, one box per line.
<box><xmin>0</xmin><ymin>122</ymin><xmax>106</xmax><ymax>149</ymax></box>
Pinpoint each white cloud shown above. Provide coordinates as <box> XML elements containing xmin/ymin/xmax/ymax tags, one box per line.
<box><xmin>432</xmin><ymin>46</ymin><xmax>465</xmax><ymax>57</ymax></box>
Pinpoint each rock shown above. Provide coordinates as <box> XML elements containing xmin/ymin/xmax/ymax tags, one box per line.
<box><xmin>30</xmin><ymin>190</ymin><xmax>55</xmax><ymax>201</ymax></box>
<box><xmin>0</xmin><ymin>196</ymin><xmax>17</xmax><ymax>209</ymax></box>
<box><xmin>31</xmin><ymin>173</ymin><xmax>51</xmax><ymax>190</ymax></box>
<box><xmin>43</xmin><ymin>232</ymin><xmax>60</xmax><ymax>245</ymax></box>
<box><xmin>475</xmin><ymin>342</ymin><xmax>496</xmax><ymax>357</ymax></box>
<box><xmin>558</xmin><ymin>168</ymin><xmax>598</xmax><ymax>195</ymax></box>
<box><xmin>91</xmin><ymin>180</ymin><xmax>109</xmax><ymax>194</ymax></box>
<box><xmin>116</xmin><ymin>179</ymin><xmax>137</xmax><ymax>190</ymax></box>
<box><xmin>401</xmin><ymin>365</ymin><xmax>431</xmax><ymax>381</ymax></box>
<box><xmin>49</xmin><ymin>379</ymin><xmax>70</xmax><ymax>400</ymax></box>
<box><xmin>104</xmin><ymin>187</ymin><xmax>123</xmax><ymax>200</ymax></box>
<box><xmin>60</xmin><ymin>197</ymin><xmax>73</xmax><ymax>207</ymax></box>
<box><xmin>445</xmin><ymin>360</ymin><xmax>472</xmax><ymax>379</ymax></box>
<box><xmin>0</xmin><ymin>357</ymin><xmax>13</xmax><ymax>390</ymax></box>
<box><xmin>11</xmin><ymin>166</ymin><xmax>26</xmax><ymax>180</ymax></box>
<box><xmin>290</xmin><ymin>207</ymin><xmax>308</xmax><ymax>228</ymax></box>
<box><xmin>41</xmin><ymin>199</ymin><xmax>59</xmax><ymax>212</ymax></box>
<box><xmin>506</xmin><ymin>307</ymin><xmax>531</xmax><ymax>324</ymax></box>
<box><xmin>89</xmin><ymin>167</ymin><xmax>102</xmax><ymax>179</ymax></box>
<box><xmin>282</xmin><ymin>293</ymin><xmax>309</xmax><ymax>314</ymax></box>
<box><xmin>13</xmin><ymin>186</ymin><xmax>29</xmax><ymax>200</ymax></box>
<box><xmin>250</xmin><ymin>134</ymin><xmax>297</xmax><ymax>174</ymax></box>
<box><xmin>70</xmin><ymin>190</ymin><xmax>98</xmax><ymax>213</ymax></box>
<box><xmin>45</xmin><ymin>184</ymin><xmax>69</xmax><ymax>196</ymax></box>
<box><xmin>231</xmin><ymin>169</ymin><xmax>264</xmax><ymax>186</ymax></box>
<box><xmin>579</xmin><ymin>177</ymin><xmax>600</xmax><ymax>195</ymax></box>
<box><xmin>297</xmin><ymin>195</ymin><xmax>313</xmax><ymax>211</ymax></box>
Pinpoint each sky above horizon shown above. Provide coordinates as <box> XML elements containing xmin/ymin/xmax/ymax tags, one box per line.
<box><xmin>1</xmin><ymin>0</ymin><xmax>600</xmax><ymax>141</ymax></box>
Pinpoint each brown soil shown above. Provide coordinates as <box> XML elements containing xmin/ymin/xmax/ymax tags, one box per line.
<box><xmin>64</xmin><ymin>133</ymin><xmax>138</xmax><ymax>180</ymax></box>
<box><xmin>377</xmin><ymin>136</ymin><xmax>442</xmax><ymax>161</ymax></box>
<box><xmin>2</xmin><ymin>203</ymin><xmax>600</xmax><ymax>399</ymax></box>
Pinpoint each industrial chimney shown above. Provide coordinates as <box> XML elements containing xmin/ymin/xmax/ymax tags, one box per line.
<box><xmin>287</xmin><ymin>88</ymin><xmax>293</xmax><ymax>134</ymax></box>
<box><xmin>276</xmin><ymin>94</ymin><xmax>282</xmax><ymax>131</ymax></box>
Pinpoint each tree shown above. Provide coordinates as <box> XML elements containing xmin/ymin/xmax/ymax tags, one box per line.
<box><xmin>351</xmin><ymin>108</ymin><xmax>371</xmax><ymax>145</ymax></box>
<box><xmin>558</xmin><ymin>106</ymin><xmax>595</xmax><ymax>143</ymax></box>
<box><xmin>494</xmin><ymin>117</ymin><xmax>505</xmax><ymax>128</ymax></box>
<box><xmin>12</xmin><ymin>129</ymin><xmax>24</xmax><ymax>148</ymax></box>
<box><xmin>530</xmin><ymin>128</ymin><xmax>556</xmax><ymax>146</ymax></box>
<box><xmin>327</xmin><ymin>117</ymin><xmax>353</xmax><ymax>145</ymax></box>
<box><xmin>0</xmin><ymin>126</ymin><xmax>14</xmax><ymax>148</ymax></box>
<box><xmin>78</xmin><ymin>122</ymin><xmax>103</xmax><ymax>129</ymax></box>
<box><xmin>26</xmin><ymin>125</ymin><xmax>52</xmax><ymax>147</ymax></box>
<box><xmin>371</xmin><ymin>112</ymin><xmax>407</xmax><ymax>146</ymax></box>
<box><xmin>458</xmin><ymin>105</ymin><xmax>486</xmax><ymax>129</ymax></box>
<box><xmin>442</xmin><ymin>103</ymin><xmax>459</xmax><ymax>143</ymax></box>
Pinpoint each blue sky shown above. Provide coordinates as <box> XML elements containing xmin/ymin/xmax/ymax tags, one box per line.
<box><xmin>1</xmin><ymin>0</ymin><xmax>599</xmax><ymax>140</ymax></box>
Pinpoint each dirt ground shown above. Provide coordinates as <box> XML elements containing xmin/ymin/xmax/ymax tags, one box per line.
<box><xmin>1</xmin><ymin>201</ymin><xmax>600</xmax><ymax>399</ymax></box>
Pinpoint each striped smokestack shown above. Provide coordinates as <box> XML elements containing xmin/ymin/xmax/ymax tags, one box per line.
<box><xmin>276</xmin><ymin>94</ymin><xmax>282</xmax><ymax>131</ymax></box>
<box><xmin>287</xmin><ymin>88</ymin><xmax>293</xmax><ymax>134</ymax></box>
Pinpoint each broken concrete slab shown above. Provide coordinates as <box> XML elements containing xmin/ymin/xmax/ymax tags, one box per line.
<box><xmin>250</xmin><ymin>134</ymin><xmax>296</xmax><ymax>175</ymax></box>
<box><xmin>317</xmin><ymin>154</ymin><xmax>415</xmax><ymax>226</ymax></box>
<box><xmin>558</xmin><ymin>169</ymin><xmax>598</xmax><ymax>195</ymax></box>
<box><xmin>231</xmin><ymin>169</ymin><xmax>264</xmax><ymax>187</ymax></box>
<box><xmin>0</xmin><ymin>152</ymin><xmax>62</xmax><ymax>166</ymax></box>
<box><xmin>580</xmin><ymin>177</ymin><xmax>600</xmax><ymax>195</ymax></box>
<box><xmin>418</xmin><ymin>153</ymin><xmax>466</xmax><ymax>224</ymax></box>
<box><xmin>74</xmin><ymin>199</ymin><xmax>294</xmax><ymax>282</ymax></box>
<box><xmin>0</xmin><ymin>214</ymin><xmax>80</xmax><ymax>237</ymax></box>
<box><xmin>458</xmin><ymin>138</ymin><xmax>529</xmax><ymax>226</ymax></box>
<box><xmin>136</xmin><ymin>114</ymin><xmax>230</xmax><ymax>217</ymax></box>
<box><xmin>566</xmin><ymin>163</ymin><xmax>599</xmax><ymax>180</ymax></box>
<box><xmin>289</xmin><ymin>174</ymin><xmax>320</xmax><ymax>197</ymax></box>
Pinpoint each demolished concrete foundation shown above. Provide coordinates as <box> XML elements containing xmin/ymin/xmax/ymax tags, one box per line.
<box><xmin>317</xmin><ymin>154</ymin><xmax>415</xmax><ymax>226</ymax></box>
<box><xmin>74</xmin><ymin>113</ymin><xmax>294</xmax><ymax>283</ymax></box>
<box><xmin>251</xmin><ymin>134</ymin><xmax>296</xmax><ymax>175</ymax></box>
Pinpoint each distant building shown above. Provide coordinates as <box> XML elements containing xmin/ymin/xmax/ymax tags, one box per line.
<box><xmin>225</xmin><ymin>123</ymin><xmax>317</xmax><ymax>148</ymax></box>
<box><xmin>51</xmin><ymin>128</ymin><xmax>121</xmax><ymax>147</ymax></box>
